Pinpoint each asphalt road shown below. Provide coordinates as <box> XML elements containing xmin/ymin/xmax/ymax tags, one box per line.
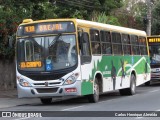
<box><xmin>1</xmin><ymin>81</ymin><xmax>160</xmax><ymax>120</ymax></box>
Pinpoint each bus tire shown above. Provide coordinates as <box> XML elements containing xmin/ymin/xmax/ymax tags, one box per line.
<box><xmin>87</xmin><ymin>78</ymin><xmax>99</xmax><ymax>103</ymax></box>
<box><xmin>145</xmin><ymin>81</ymin><xmax>151</xmax><ymax>86</ymax></box>
<box><xmin>40</xmin><ymin>98</ymin><xmax>52</xmax><ymax>104</ymax></box>
<box><xmin>119</xmin><ymin>74</ymin><xmax>136</xmax><ymax>95</ymax></box>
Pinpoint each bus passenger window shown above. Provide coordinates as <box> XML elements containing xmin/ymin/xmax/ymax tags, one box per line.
<box><xmin>112</xmin><ymin>32</ymin><xmax>122</xmax><ymax>55</ymax></box>
<box><xmin>100</xmin><ymin>30</ymin><xmax>111</xmax><ymax>55</ymax></box>
<box><xmin>90</xmin><ymin>29</ymin><xmax>101</xmax><ymax>55</ymax></box>
<box><xmin>131</xmin><ymin>35</ymin><xmax>140</xmax><ymax>55</ymax></box>
<box><xmin>122</xmin><ymin>34</ymin><xmax>131</xmax><ymax>55</ymax></box>
<box><xmin>139</xmin><ymin>36</ymin><xmax>147</xmax><ymax>55</ymax></box>
<box><xmin>102</xmin><ymin>43</ymin><xmax>111</xmax><ymax>54</ymax></box>
<box><xmin>92</xmin><ymin>42</ymin><xmax>101</xmax><ymax>54</ymax></box>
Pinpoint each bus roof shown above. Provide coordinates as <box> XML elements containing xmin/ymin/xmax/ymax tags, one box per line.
<box><xmin>76</xmin><ymin>19</ymin><xmax>146</xmax><ymax>36</ymax></box>
<box><xmin>147</xmin><ymin>35</ymin><xmax>160</xmax><ymax>37</ymax></box>
<box><xmin>20</xmin><ymin>18</ymin><xmax>146</xmax><ymax>36</ymax></box>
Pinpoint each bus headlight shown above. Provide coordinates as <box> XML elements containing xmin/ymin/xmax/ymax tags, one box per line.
<box><xmin>64</xmin><ymin>73</ymin><xmax>79</xmax><ymax>85</ymax></box>
<box><xmin>17</xmin><ymin>77</ymin><xmax>31</xmax><ymax>87</ymax></box>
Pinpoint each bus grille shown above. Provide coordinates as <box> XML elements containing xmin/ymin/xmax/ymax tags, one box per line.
<box><xmin>36</xmin><ymin>88</ymin><xmax>58</xmax><ymax>93</ymax></box>
<box><xmin>151</xmin><ymin>64</ymin><xmax>160</xmax><ymax>68</ymax></box>
<box><xmin>27</xmin><ymin>73</ymin><xmax>66</xmax><ymax>81</ymax></box>
<box><xmin>34</xmin><ymin>82</ymin><xmax>61</xmax><ymax>86</ymax></box>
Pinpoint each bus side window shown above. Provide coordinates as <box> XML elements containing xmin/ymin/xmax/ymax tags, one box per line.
<box><xmin>78</xmin><ymin>32</ymin><xmax>91</xmax><ymax>64</ymax></box>
<box><xmin>90</xmin><ymin>29</ymin><xmax>101</xmax><ymax>55</ymax></box>
<box><xmin>139</xmin><ymin>36</ymin><xmax>148</xmax><ymax>55</ymax></box>
<box><xmin>131</xmin><ymin>35</ymin><xmax>139</xmax><ymax>55</ymax></box>
<box><xmin>112</xmin><ymin>32</ymin><xmax>122</xmax><ymax>55</ymax></box>
<box><xmin>122</xmin><ymin>34</ymin><xmax>131</xmax><ymax>55</ymax></box>
<box><xmin>78</xmin><ymin>32</ymin><xmax>91</xmax><ymax>56</ymax></box>
<box><xmin>100</xmin><ymin>30</ymin><xmax>111</xmax><ymax>55</ymax></box>
<box><xmin>82</xmin><ymin>33</ymin><xmax>91</xmax><ymax>56</ymax></box>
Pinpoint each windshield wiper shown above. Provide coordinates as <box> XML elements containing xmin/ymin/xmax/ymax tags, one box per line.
<box><xmin>49</xmin><ymin>33</ymin><xmax>62</xmax><ymax>47</ymax></box>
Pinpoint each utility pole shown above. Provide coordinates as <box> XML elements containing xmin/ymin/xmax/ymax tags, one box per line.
<box><xmin>146</xmin><ymin>0</ymin><xmax>152</xmax><ymax>36</ymax></box>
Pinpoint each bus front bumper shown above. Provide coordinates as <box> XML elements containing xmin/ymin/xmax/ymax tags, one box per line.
<box><xmin>151</xmin><ymin>72</ymin><xmax>160</xmax><ymax>80</ymax></box>
<box><xmin>17</xmin><ymin>81</ymin><xmax>81</xmax><ymax>98</ymax></box>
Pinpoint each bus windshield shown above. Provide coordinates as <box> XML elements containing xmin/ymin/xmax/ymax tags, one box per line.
<box><xmin>17</xmin><ymin>34</ymin><xmax>77</xmax><ymax>72</ymax></box>
<box><xmin>150</xmin><ymin>44</ymin><xmax>160</xmax><ymax>64</ymax></box>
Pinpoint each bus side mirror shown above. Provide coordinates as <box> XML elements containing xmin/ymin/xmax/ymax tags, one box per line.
<box><xmin>8</xmin><ymin>36</ymin><xmax>14</xmax><ymax>48</ymax></box>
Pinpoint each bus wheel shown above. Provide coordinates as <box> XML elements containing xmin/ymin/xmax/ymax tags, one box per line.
<box><xmin>119</xmin><ymin>74</ymin><xmax>136</xmax><ymax>95</ymax></box>
<box><xmin>40</xmin><ymin>98</ymin><xmax>52</xmax><ymax>104</ymax></box>
<box><xmin>145</xmin><ymin>81</ymin><xmax>151</xmax><ymax>86</ymax></box>
<box><xmin>88</xmin><ymin>78</ymin><xmax>99</xmax><ymax>103</ymax></box>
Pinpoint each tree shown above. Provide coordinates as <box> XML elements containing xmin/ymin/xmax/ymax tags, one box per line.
<box><xmin>0</xmin><ymin>0</ymin><xmax>49</xmax><ymax>58</ymax></box>
<box><xmin>92</xmin><ymin>12</ymin><xmax>120</xmax><ymax>25</ymax></box>
<box><xmin>0</xmin><ymin>0</ymin><xmax>19</xmax><ymax>59</ymax></box>
<box><xmin>112</xmin><ymin>0</ymin><xmax>147</xmax><ymax>30</ymax></box>
<box><xmin>0</xmin><ymin>0</ymin><xmax>124</xmax><ymax>59</ymax></box>
<box><xmin>53</xmin><ymin>0</ymin><xmax>123</xmax><ymax>20</ymax></box>
<box><xmin>151</xmin><ymin>1</ymin><xmax>160</xmax><ymax>35</ymax></box>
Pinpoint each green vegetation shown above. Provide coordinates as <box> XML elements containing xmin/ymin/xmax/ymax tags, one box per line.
<box><xmin>0</xmin><ymin>0</ymin><xmax>157</xmax><ymax>59</ymax></box>
<box><xmin>152</xmin><ymin>1</ymin><xmax>160</xmax><ymax>35</ymax></box>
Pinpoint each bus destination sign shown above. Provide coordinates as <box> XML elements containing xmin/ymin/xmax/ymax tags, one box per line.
<box><xmin>147</xmin><ymin>37</ymin><xmax>160</xmax><ymax>43</ymax></box>
<box><xmin>17</xmin><ymin>21</ymin><xmax>75</xmax><ymax>36</ymax></box>
<box><xmin>20</xmin><ymin>61</ymin><xmax>42</xmax><ymax>68</ymax></box>
<box><xmin>24</xmin><ymin>24</ymin><xmax>63</xmax><ymax>33</ymax></box>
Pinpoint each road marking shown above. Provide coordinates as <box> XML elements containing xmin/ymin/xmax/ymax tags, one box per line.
<box><xmin>61</xmin><ymin>105</ymin><xmax>84</xmax><ymax>111</ymax></box>
<box><xmin>156</xmin><ymin>109</ymin><xmax>160</xmax><ymax>111</ymax></box>
<box><xmin>149</xmin><ymin>89</ymin><xmax>160</xmax><ymax>93</ymax></box>
<box><xmin>13</xmin><ymin>117</ymin><xmax>30</xmax><ymax>120</ymax></box>
<box><xmin>98</xmin><ymin>99</ymin><xmax>116</xmax><ymax>104</ymax></box>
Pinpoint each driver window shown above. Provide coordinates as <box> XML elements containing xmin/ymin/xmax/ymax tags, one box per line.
<box><xmin>25</xmin><ymin>40</ymin><xmax>34</xmax><ymax>61</ymax></box>
<box><xmin>78</xmin><ymin>31</ymin><xmax>91</xmax><ymax>64</ymax></box>
<box><xmin>24</xmin><ymin>40</ymin><xmax>42</xmax><ymax>61</ymax></box>
<box><xmin>80</xmin><ymin>32</ymin><xmax>91</xmax><ymax>56</ymax></box>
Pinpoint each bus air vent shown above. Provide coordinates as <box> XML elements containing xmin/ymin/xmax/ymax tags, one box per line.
<box><xmin>36</xmin><ymin>88</ymin><xmax>58</xmax><ymax>93</ymax></box>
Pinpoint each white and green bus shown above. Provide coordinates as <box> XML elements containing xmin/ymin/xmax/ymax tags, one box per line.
<box><xmin>16</xmin><ymin>18</ymin><xmax>151</xmax><ymax>104</ymax></box>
